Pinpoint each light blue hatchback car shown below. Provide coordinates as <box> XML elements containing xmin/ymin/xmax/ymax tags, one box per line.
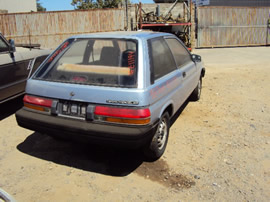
<box><xmin>16</xmin><ymin>31</ymin><xmax>205</xmax><ymax>160</ymax></box>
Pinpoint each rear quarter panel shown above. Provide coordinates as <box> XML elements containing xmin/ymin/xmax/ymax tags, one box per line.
<box><xmin>144</xmin><ymin>38</ymin><xmax>203</xmax><ymax>123</ymax></box>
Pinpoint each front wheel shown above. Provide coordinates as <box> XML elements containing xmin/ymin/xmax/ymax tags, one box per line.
<box><xmin>190</xmin><ymin>78</ymin><xmax>202</xmax><ymax>101</ymax></box>
<box><xmin>143</xmin><ymin>112</ymin><xmax>170</xmax><ymax>161</ymax></box>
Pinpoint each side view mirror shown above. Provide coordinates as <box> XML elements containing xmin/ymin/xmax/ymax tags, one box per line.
<box><xmin>8</xmin><ymin>39</ymin><xmax>16</xmax><ymax>52</ymax></box>
<box><xmin>192</xmin><ymin>54</ymin><xmax>201</xmax><ymax>62</ymax></box>
<box><xmin>8</xmin><ymin>39</ymin><xmax>16</xmax><ymax>59</ymax></box>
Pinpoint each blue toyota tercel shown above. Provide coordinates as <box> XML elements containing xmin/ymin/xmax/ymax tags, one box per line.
<box><xmin>16</xmin><ymin>31</ymin><xmax>205</xmax><ymax>160</ymax></box>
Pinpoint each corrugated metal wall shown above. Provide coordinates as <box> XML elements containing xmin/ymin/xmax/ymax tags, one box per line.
<box><xmin>197</xmin><ymin>7</ymin><xmax>270</xmax><ymax>47</ymax></box>
<box><xmin>207</xmin><ymin>0</ymin><xmax>270</xmax><ymax>7</ymax></box>
<box><xmin>0</xmin><ymin>9</ymin><xmax>125</xmax><ymax>48</ymax></box>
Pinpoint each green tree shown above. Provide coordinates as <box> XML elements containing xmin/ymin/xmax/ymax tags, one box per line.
<box><xmin>71</xmin><ymin>0</ymin><xmax>123</xmax><ymax>9</ymax></box>
<box><xmin>37</xmin><ymin>0</ymin><xmax>46</xmax><ymax>11</ymax></box>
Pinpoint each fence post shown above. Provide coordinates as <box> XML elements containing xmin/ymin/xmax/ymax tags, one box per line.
<box><xmin>190</xmin><ymin>1</ymin><xmax>196</xmax><ymax>50</ymax></box>
<box><xmin>125</xmin><ymin>0</ymin><xmax>128</xmax><ymax>31</ymax></box>
<box><xmin>267</xmin><ymin>17</ymin><xmax>270</xmax><ymax>45</ymax></box>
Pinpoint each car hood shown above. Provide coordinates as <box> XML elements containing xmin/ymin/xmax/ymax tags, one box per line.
<box><xmin>15</xmin><ymin>47</ymin><xmax>51</xmax><ymax>60</ymax></box>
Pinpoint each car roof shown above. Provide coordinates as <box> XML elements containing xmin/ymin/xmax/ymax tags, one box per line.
<box><xmin>71</xmin><ymin>31</ymin><xmax>173</xmax><ymax>40</ymax></box>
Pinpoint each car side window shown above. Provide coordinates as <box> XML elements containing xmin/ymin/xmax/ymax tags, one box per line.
<box><xmin>0</xmin><ymin>36</ymin><xmax>9</xmax><ymax>53</ymax></box>
<box><xmin>148</xmin><ymin>37</ymin><xmax>177</xmax><ymax>81</ymax></box>
<box><xmin>165</xmin><ymin>38</ymin><xmax>192</xmax><ymax>68</ymax></box>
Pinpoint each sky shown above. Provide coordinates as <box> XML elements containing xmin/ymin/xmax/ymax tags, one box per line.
<box><xmin>40</xmin><ymin>0</ymin><xmax>154</xmax><ymax>11</ymax></box>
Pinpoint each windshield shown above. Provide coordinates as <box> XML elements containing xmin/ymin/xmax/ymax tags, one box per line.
<box><xmin>34</xmin><ymin>38</ymin><xmax>138</xmax><ymax>88</ymax></box>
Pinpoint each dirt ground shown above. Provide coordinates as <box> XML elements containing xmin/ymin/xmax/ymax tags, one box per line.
<box><xmin>0</xmin><ymin>46</ymin><xmax>269</xmax><ymax>202</ymax></box>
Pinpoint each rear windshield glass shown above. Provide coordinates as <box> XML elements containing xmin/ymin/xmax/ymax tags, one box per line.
<box><xmin>34</xmin><ymin>38</ymin><xmax>138</xmax><ymax>88</ymax></box>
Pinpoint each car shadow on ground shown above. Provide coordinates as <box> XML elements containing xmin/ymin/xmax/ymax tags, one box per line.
<box><xmin>0</xmin><ymin>96</ymin><xmax>24</xmax><ymax>121</ymax></box>
<box><xmin>17</xmin><ymin>132</ymin><xmax>145</xmax><ymax>176</ymax></box>
<box><xmin>16</xmin><ymin>100</ymin><xmax>190</xmax><ymax>177</ymax></box>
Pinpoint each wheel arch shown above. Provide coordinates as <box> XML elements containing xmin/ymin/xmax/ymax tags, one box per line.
<box><xmin>159</xmin><ymin>102</ymin><xmax>174</xmax><ymax>119</ymax></box>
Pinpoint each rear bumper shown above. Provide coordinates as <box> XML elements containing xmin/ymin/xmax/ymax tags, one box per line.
<box><xmin>16</xmin><ymin>108</ymin><xmax>157</xmax><ymax>148</ymax></box>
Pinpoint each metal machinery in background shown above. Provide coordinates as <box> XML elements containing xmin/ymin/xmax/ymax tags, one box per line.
<box><xmin>135</xmin><ymin>0</ymin><xmax>192</xmax><ymax>50</ymax></box>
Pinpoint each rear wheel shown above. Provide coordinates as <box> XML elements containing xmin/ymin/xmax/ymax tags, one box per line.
<box><xmin>144</xmin><ymin>112</ymin><xmax>170</xmax><ymax>161</ymax></box>
<box><xmin>190</xmin><ymin>78</ymin><xmax>202</xmax><ymax>101</ymax></box>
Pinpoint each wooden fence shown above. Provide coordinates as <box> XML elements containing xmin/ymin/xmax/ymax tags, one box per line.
<box><xmin>0</xmin><ymin>9</ymin><xmax>125</xmax><ymax>48</ymax></box>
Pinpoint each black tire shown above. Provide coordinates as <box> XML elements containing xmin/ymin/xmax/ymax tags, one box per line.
<box><xmin>190</xmin><ymin>78</ymin><xmax>202</xmax><ymax>101</ymax></box>
<box><xmin>143</xmin><ymin>112</ymin><xmax>170</xmax><ymax>161</ymax></box>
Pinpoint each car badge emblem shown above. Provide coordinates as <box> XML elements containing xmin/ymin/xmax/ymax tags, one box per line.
<box><xmin>70</xmin><ymin>92</ymin><xmax>75</xmax><ymax>97</ymax></box>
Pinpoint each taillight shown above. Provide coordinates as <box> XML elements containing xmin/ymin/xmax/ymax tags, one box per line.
<box><xmin>94</xmin><ymin>106</ymin><xmax>151</xmax><ymax>125</ymax></box>
<box><xmin>23</xmin><ymin>95</ymin><xmax>52</xmax><ymax>112</ymax></box>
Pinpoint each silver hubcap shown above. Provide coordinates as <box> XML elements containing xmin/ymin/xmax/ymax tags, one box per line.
<box><xmin>156</xmin><ymin>119</ymin><xmax>168</xmax><ymax>150</ymax></box>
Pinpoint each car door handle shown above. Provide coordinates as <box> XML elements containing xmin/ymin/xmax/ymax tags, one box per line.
<box><xmin>182</xmin><ymin>72</ymin><xmax>186</xmax><ymax>78</ymax></box>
